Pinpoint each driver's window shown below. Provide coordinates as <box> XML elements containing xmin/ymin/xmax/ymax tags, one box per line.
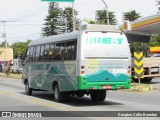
<box><xmin>23</xmin><ymin>48</ymin><xmax>30</xmax><ymax>64</ymax></box>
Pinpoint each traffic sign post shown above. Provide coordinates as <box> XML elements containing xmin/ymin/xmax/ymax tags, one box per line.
<box><xmin>41</xmin><ymin>0</ymin><xmax>74</xmax><ymax>2</ymax></box>
<box><xmin>133</xmin><ymin>51</ymin><xmax>144</xmax><ymax>83</ymax></box>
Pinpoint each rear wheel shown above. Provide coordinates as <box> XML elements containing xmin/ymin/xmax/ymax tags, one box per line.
<box><xmin>53</xmin><ymin>84</ymin><xmax>66</xmax><ymax>102</ymax></box>
<box><xmin>76</xmin><ymin>91</ymin><xmax>85</xmax><ymax>97</ymax></box>
<box><xmin>90</xmin><ymin>90</ymin><xmax>106</xmax><ymax>101</ymax></box>
<box><xmin>25</xmin><ymin>81</ymin><xmax>32</xmax><ymax>95</ymax></box>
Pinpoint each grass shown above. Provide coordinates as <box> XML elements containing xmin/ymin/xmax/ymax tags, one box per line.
<box><xmin>0</xmin><ymin>72</ymin><xmax>22</xmax><ymax>79</ymax></box>
<box><xmin>120</xmin><ymin>83</ymin><xmax>153</xmax><ymax>92</ymax></box>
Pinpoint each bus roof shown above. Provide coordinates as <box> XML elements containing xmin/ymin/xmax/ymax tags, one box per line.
<box><xmin>29</xmin><ymin>31</ymin><xmax>79</xmax><ymax>46</ymax></box>
<box><xmin>29</xmin><ymin>24</ymin><xmax>120</xmax><ymax>46</ymax></box>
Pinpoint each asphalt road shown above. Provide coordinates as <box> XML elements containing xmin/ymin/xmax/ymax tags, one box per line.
<box><xmin>0</xmin><ymin>76</ymin><xmax>160</xmax><ymax>120</ymax></box>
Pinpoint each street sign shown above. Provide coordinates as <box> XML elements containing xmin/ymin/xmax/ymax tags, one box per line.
<box><xmin>41</xmin><ymin>0</ymin><xmax>74</xmax><ymax>2</ymax></box>
<box><xmin>133</xmin><ymin>51</ymin><xmax>144</xmax><ymax>79</ymax></box>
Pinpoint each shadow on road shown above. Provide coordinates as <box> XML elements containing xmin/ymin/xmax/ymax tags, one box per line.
<box><xmin>19</xmin><ymin>92</ymin><xmax>123</xmax><ymax>107</ymax></box>
<box><xmin>145</xmin><ymin>82</ymin><xmax>160</xmax><ymax>84</ymax></box>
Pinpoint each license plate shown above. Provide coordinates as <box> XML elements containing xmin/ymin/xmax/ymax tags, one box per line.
<box><xmin>102</xmin><ymin>86</ymin><xmax>112</xmax><ymax>89</ymax></box>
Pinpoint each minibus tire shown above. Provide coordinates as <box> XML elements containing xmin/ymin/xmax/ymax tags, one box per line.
<box><xmin>90</xmin><ymin>90</ymin><xmax>106</xmax><ymax>101</ymax></box>
<box><xmin>76</xmin><ymin>91</ymin><xmax>85</xmax><ymax>97</ymax></box>
<box><xmin>53</xmin><ymin>84</ymin><xmax>64</xmax><ymax>102</ymax></box>
<box><xmin>25</xmin><ymin>81</ymin><xmax>32</xmax><ymax>95</ymax></box>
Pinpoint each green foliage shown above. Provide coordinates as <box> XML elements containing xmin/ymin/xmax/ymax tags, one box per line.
<box><xmin>130</xmin><ymin>35</ymin><xmax>160</xmax><ymax>57</ymax></box>
<box><xmin>84</xmin><ymin>18</ymin><xmax>96</xmax><ymax>24</ymax></box>
<box><xmin>149</xmin><ymin>34</ymin><xmax>160</xmax><ymax>47</ymax></box>
<box><xmin>63</xmin><ymin>7</ymin><xmax>80</xmax><ymax>32</ymax></box>
<box><xmin>96</xmin><ymin>10</ymin><xmax>117</xmax><ymax>25</ymax></box>
<box><xmin>42</xmin><ymin>3</ymin><xmax>61</xmax><ymax>36</ymax></box>
<box><xmin>11</xmin><ymin>40</ymin><xmax>31</xmax><ymax>58</ymax></box>
<box><xmin>124</xmin><ymin>10</ymin><xmax>144</xmax><ymax>55</ymax></box>
<box><xmin>42</xmin><ymin>3</ymin><xmax>80</xmax><ymax>36</ymax></box>
<box><xmin>123</xmin><ymin>10</ymin><xmax>141</xmax><ymax>21</ymax></box>
<box><xmin>0</xmin><ymin>42</ymin><xmax>9</xmax><ymax>47</ymax></box>
<box><xmin>130</xmin><ymin>42</ymin><xmax>149</xmax><ymax>57</ymax></box>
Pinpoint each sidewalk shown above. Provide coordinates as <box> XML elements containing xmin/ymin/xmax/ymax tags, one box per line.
<box><xmin>153</xmin><ymin>84</ymin><xmax>160</xmax><ymax>91</ymax></box>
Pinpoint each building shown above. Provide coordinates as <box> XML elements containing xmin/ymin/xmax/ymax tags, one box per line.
<box><xmin>0</xmin><ymin>47</ymin><xmax>13</xmax><ymax>65</ymax></box>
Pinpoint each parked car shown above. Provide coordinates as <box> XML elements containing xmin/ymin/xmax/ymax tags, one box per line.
<box><xmin>10</xmin><ymin>58</ymin><xmax>22</xmax><ymax>74</ymax></box>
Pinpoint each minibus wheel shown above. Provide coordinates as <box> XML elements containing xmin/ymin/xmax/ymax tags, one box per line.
<box><xmin>90</xmin><ymin>90</ymin><xmax>106</xmax><ymax>101</ymax></box>
<box><xmin>53</xmin><ymin>84</ymin><xmax>64</xmax><ymax>102</ymax></box>
<box><xmin>76</xmin><ymin>91</ymin><xmax>85</xmax><ymax>97</ymax></box>
<box><xmin>25</xmin><ymin>81</ymin><xmax>32</xmax><ymax>95</ymax></box>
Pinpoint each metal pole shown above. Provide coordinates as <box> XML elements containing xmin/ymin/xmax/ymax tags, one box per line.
<box><xmin>138</xmin><ymin>78</ymin><xmax>141</xmax><ymax>84</ymax></box>
<box><xmin>72</xmin><ymin>2</ymin><xmax>76</xmax><ymax>31</ymax></box>
<box><xmin>53</xmin><ymin>8</ymin><xmax>74</xmax><ymax>32</ymax></box>
<box><xmin>65</xmin><ymin>18</ymin><xmax>67</xmax><ymax>33</ymax></box>
<box><xmin>2</xmin><ymin>21</ymin><xmax>7</xmax><ymax>47</ymax></box>
<box><xmin>101</xmin><ymin>0</ymin><xmax>109</xmax><ymax>25</ymax></box>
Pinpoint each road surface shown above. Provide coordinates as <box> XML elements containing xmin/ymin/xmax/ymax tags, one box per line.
<box><xmin>0</xmin><ymin>76</ymin><xmax>160</xmax><ymax>119</ymax></box>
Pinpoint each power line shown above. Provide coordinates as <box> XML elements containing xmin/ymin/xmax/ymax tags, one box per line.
<box><xmin>0</xmin><ymin>24</ymin><xmax>43</xmax><ymax>26</ymax></box>
<box><xmin>6</xmin><ymin>21</ymin><xmax>43</xmax><ymax>22</ymax></box>
<box><xmin>7</xmin><ymin>33</ymin><xmax>40</xmax><ymax>39</ymax></box>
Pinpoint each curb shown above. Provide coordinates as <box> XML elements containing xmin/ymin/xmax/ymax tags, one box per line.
<box><xmin>153</xmin><ymin>87</ymin><xmax>160</xmax><ymax>91</ymax></box>
<box><xmin>119</xmin><ymin>83</ymin><xmax>153</xmax><ymax>92</ymax></box>
<box><xmin>131</xmin><ymin>85</ymin><xmax>153</xmax><ymax>92</ymax></box>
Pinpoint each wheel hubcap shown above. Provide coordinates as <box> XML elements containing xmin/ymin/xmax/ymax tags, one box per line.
<box><xmin>25</xmin><ymin>84</ymin><xmax>28</xmax><ymax>92</ymax></box>
<box><xmin>54</xmin><ymin>88</ymin><xmax>58</xmax><ymax>100</ymax></box>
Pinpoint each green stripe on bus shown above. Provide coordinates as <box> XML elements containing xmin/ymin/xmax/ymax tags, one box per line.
<box><xmin>94</xmin><ymin>37</ymin><xmax>97</xmax><ymax>43</ymax></box>
<box><xmin>90</xmin><ymin>37</ymin><xmax>92</xmax><ymax>44</ymax></box>
<box><xmin>98</xmin><ymin>37</ymin><xmax>101</xmax><ymax>44</ymax></box>
<box><xmin>102</xmin><ymin>37</ymin><xmax>112</xmax><ymax>44</ymax></box>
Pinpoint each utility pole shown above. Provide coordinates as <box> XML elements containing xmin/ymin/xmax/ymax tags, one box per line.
<box><xmin>101</xmin><ymin>0</ymin><xmax>109</xmax><ymax>25</ymax></box>
<box><xmin>72</xmin><ymin>2</ymin><xmax>76</xmax><ymax>31</ymax></box>
<box><xmin>64</xmin><ymin>17</ymin><xmax>67</xmax><ymax>33</ymax></box>
<box><xmin>155</xmin><ymin>0</ymin><xmax>160</xmax><ymax>13</ymax></box>
<box><xmin>1</xmin><ymin>21</ymin><xmax>7</xmax><ymax>47</ymax></box>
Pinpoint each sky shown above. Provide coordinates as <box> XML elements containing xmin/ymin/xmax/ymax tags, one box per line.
<box><xmin>0</xmin><ymin>0</ymin><xmax>158</xmax><ymax>45</ymax></box>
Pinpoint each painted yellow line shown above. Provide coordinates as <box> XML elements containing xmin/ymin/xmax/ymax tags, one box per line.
<box><xmin>28</xmin><ymin>97</ymin><xmax>78</xmax><ymax>111</ymax></box>
<box><xmin>0</xmin><ymin>90</ymin><xmax>16</xmax><ymax>96</ymax></box>
<box><xmin>0</xmin><ymin>89</ymin><xmax>77</xmax><ymax>111</ymax></box>
<box><xmin>0</xmin><ymin>88</ymin><xmax>78</xmax><ymax>111</ymax></box>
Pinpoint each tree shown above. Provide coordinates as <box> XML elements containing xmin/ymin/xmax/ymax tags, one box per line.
<box><xmin>149</xmin><ymin>34</ymin><xmax>160</xmax><ymax>47</ymax></box>
<box><xmin>42</xmin><ymin>3</ymin><xmax>62</xmax><ymax>36</ymax></box>
<box><xmin>42</xmin><ymin>3</ymin><xmax>80</xmax><ymax>37</ymax></box>
<box><xmin>63</xmin><ymin>7</ymin><xmax>80</xmax><ymax>32</ymax></box>
<box><xmin>124</xmin><ymin>10</ymin><xmax>142</xmax><ymax>55</ymax></box>
<box><xmin>0</xmin><ymin>42</ymin><xmax>9</xmax><ymax>47</ymax></box>
<box><xmin>84</xmin><ymin>18</ymin><xmax>96</xmax><ymax>24</ymax></box>
<box><xmin>123</xmin><ymin>10</ymin><xmax>141</xmax><ymax>21</ymax></box>
<box><xmin>95</xmin><ymin>10</ymin><xmax>117</xmax><ymax>25</ymax></box>
<box><xmin>11</xmin><ymin>40</ymin><xmax>31</xmax><ymax>58</ymax></box>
